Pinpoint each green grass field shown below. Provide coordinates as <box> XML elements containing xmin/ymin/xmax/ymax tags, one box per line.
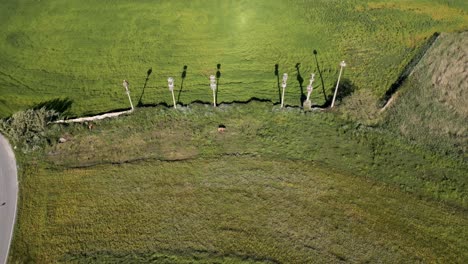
<box><xmin>2</xmin><ymin>1</ymin><xmax>468</xmax><ymax>263</ymax></box>
<box><xmin>41</xmin><ymin>103</ymin><xmax>467</xmax><ymax>206</ymax></box>
<box><xmin>9</xmin><ymin>102</ymin><xmax>468</xmax><ymax>263</ymax></box>
<box><xmin>12</xmin><ymin>157</ymin><xmax>468</xmax><ymax>263</ymax></box>
<box><xmin>1</xmin><ymin>0</ymin><xmax>467</xmax><ymax>117</ymax></box>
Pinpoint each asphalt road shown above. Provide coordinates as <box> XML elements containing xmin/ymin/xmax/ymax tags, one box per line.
<box><xmin>0</xmin><ymin>134</ymin><xmax>18</xmax><ymax>264</ymax></box>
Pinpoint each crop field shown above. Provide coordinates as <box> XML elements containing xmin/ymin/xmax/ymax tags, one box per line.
<box><xmin>10</xmin><ymin>103</ymin><xmax>468</xmax><ymax>263</ymax></box>
<box><xmin>0</xmin><ymin>0</ymin><xmax>467</xmax><ymax>117</ymax></box>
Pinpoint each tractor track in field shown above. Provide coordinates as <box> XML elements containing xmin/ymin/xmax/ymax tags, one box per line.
<box><xmin>0</xmin><ymin>70</ymin><xmax>34</xmax><ymax>91</ymax></box>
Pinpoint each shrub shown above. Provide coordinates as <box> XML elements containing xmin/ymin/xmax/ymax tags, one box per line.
<box><xmin>337</xmin><ymin>89</ymin><xmax>381</xmax><ymax>126</ymax></box>
<box><xmin>0</xmin><ymin>108</ymin><xmax>58</xmax><ymax>152</ymax></box>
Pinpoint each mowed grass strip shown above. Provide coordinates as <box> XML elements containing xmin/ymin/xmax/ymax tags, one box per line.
<box><xmin>12</xmin><ymin>157</ymin><xmax>468</xmax><ymax>263</ymax></box>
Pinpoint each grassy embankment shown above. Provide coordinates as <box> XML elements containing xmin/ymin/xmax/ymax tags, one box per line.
<box><xmin>10</xmin><ymin>102</ymin><xmax>468</xmax><ymax>263</ymax></box>
<box><xmin>383</xmin><ymin>31</ymin><xmax>467</xmax><ymax>160</ymax></box>
<box><xmin>0</xmin><ymin>0</ymin><xmax>467</xmax><ymax>117</ymax></box>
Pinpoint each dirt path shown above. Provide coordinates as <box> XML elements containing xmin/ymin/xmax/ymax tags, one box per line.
<box><xmin>54</xmin><ymin>110</ymin><xmax>133</xmax><ymax>123</ymax></box>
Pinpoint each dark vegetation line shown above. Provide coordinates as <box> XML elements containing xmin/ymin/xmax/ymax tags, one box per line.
<box><xmin>64</xmin><ymin>156</ymin><xmax>197</xmax><ymax>169</ymax></box>
<box><xmin>56</xmin><ymin>152</ymin><xmax>318</xmax><ymax>171</ymax></box>
<box><xmin>380</xmin><ymin>32</ymin><xmax>440</xmax><ymax>107</ymax></box>
<box><xmin>56</xmin><ymin>152</ymin><xmax>264</xmax><ymax>170</ymax></box>
<box><xmin>137</xmin><ymin>97</ymin><xmax>275</xmax><ymax>109</ymax></box>
<box><xmin>63</xmin><ymin>248</ymin><xmax>281</xmax><ymax>264</ymax></box>
<box><xmin>55</xmin><ymin>97</ymin><xmax>320</xmax><ymax>122</ymax></box>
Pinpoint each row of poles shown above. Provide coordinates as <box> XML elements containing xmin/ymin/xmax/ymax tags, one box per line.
<box><xmin>122</xmin><ymin>60</ymin><xmax>346</xmax><ymax>111</ymax></box>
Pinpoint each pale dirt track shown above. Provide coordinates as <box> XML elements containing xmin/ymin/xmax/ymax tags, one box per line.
<box><xmin>54</xmin><ymin>109</ymin><xmax>133</xmax><ymax>123</ymax></box>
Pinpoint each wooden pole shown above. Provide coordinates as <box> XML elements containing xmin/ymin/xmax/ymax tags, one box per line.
<box><xmin>281</xmin><ymin>73</ymin><xmax>288</xmax><ymax>108</ymax></box>
<box><xmin>126</xmin><ymin>90</ymin><xmax>134</xmax><ymax>111</ymax></box>
<box><xmin>306</xmin><ymin>74</ymin><xmax>315</xmax><ymax>102</ymax></box>
<box><xmin>213</xmin><ymin>89</ymin><xmax>217</xmax><ymax>107</ymax></box>
<box><xmin>123</xmin><ymin>80</ymin><xmax>134</xmax><ymax>111</ymax></box>
<box><xmin>331</xmin><ymin>61</ymin><xmax>346</xmax><ymax>108</ymax></box>
<box><xmin>168</xmin><ymin>77</ymin><xmax>176</xmax><ymax>109</ymax></box>
<box><xmin>210</xmin><ymin>75</ymin><xmax>217</xmax><ymax>107</ymax></box>
<box><xmin>281</xmin><ymin>83</ymin><xmax>286</xmax><ymax>108</ymax></box>
<box><xmin>171</xmin><ymin>89</ymin><xmax>177</xmax><ymax>109</ymax></box>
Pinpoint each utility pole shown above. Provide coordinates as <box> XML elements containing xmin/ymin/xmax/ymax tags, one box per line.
<box><xmin>210</xmin><ymin>75</ymin><xmax>217</xmax><ymax>107</ymax></box>
<box><xmin>168</xmin><ymin>77</ymin><xmax>177</xmax><ymax>108</ymax></box>
<box><xmin>281</xmin><ymin>73</ymin><xmax>288</xmax><ymax>108</ymax></box>
<box><xmin>304</xmin><ymin>73</ymin><xmax>315</xmax><ymax>110</ymax></box>
<box><xmin>331</xmin><ymin>61</ymin><xmax>346</xmax><ymax>108</ymax></box>
<box><xmin>306</xmin><ymin>73</ymin><xmax>315</xmax><ymax>102</ymax></box>
<box><xmin>122</xmin><ymin>80</ymin><xmax>134</xmax><ymax>111</ymax></box>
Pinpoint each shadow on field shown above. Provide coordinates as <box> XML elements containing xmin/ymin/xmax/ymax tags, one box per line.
<box><xmin>379</xmin><ymin>32</ymin><xmax>440</xmax><ymax>107</ymax></box>
<box><xmin>216</xmin><ymin>64</ymin><xmax>221</xmax><ymax>105</ymax></box>
<box><xmin>324</xmin><ymin>78</ymin><xmax>356</xmax><ymax>107</ymax></box>
<box><xmin>221</xmin><ymin>97</ymin><xmax>273</xmax><ymax>105</ymax></box>
<box><xmin>34</xmin><ymin>98</ymin><xmax>73</xmax><ymax>116</ymax></box>
<box><xmin>313</xmin><ymin>50</ymin><xmax>328</xmax><ymax>102</ymax></box>
<box><xmin>274</xmin><ymin>64</ymin><xmax>281</xmax><ymax>102</ymax></box>
<box><xmin>177</xmin><ymin>65</ymin><xmax>188</xmax><ymax>103</ymax></box>
<box><xmin>136</xmin><ymin>97</ymin><xmax>276</xmax><ymax>110</ymax></box>
<box><xmin>295</xmin><ymin>63</ymin><xmax>306</xmax><ymax>106</ymax></box>
<box><xmin>138</xmin><ymin>68</ymin><xmax>153</xmax><ymax>107</ymax></box>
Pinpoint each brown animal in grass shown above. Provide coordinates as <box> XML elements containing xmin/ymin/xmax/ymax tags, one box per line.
<box><xmin>218</xmin><ymin>124</ymin><xmax>226</xmax><ymax>133</ymax></box>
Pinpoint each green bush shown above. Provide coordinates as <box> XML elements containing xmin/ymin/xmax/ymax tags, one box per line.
<box><xmin>0</xmin><ymin>108</ymin><xmax>58</xmax><ymax>151</ymax></box>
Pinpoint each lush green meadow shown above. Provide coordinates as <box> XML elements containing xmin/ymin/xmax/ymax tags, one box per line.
<box><xmin>1</xmin><ymin>0</ymin><xmax>467</xmax><ymax>117</ymax></box>
<box><xmin>10</xmin><ymin>103</ymin><xmax>468</xmax><ymax>263</ymax></box>
<box><xmin>12</xmin><ymin>158</ymin><xmax>468</xmax><ymax>263</ymax></box>
<box><xmin>2</xmin><ymin>0</ymin><xmax>468</xmax><ymax>263</ymax></box>
<box><xmin>40</xmin><ymin>103</ymin><xmax>467</xmax><ymax>206</ymax></box>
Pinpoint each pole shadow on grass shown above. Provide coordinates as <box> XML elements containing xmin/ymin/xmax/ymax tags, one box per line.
<box><xmin>34</xmin><ymin>97</ymin><xmax>73</xmax><ymax>117</ymax></box>
<box><xmin>295</xmin><ymin>63</ymin><xmax>306</xmax><ymax>106</ymax></box>
<box><xmin>177</xmin><ymin>65</ymin><xmax>188</xmax><ymax>103</ymax></box>
<box><xmin>379</xmin><ymin>32</ymin><xmax>440</xmax><ymax>107</ymax></box>
<box><xmin>313</xmin><ymin>50</ymin><xmax>328</xmax><ymax>102</ymax></box>
<box><xmin>138</xmin><ymin>67</ymin><xmax>153</xmax><ymax>107</ymax></box>
<box><xmin>324</xmin><ymin>77</ymin><xmax>356</xmax><ymax>107</ymax></box>
<box><xmin>216</xmin><ymin>64</ymin><xmax>221</xmax><ymax>105</ymax></box>
<box><xmin>274</xmin><ymin>64</ymin><xmax>281</xmax><ymax>103</ymax></box>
